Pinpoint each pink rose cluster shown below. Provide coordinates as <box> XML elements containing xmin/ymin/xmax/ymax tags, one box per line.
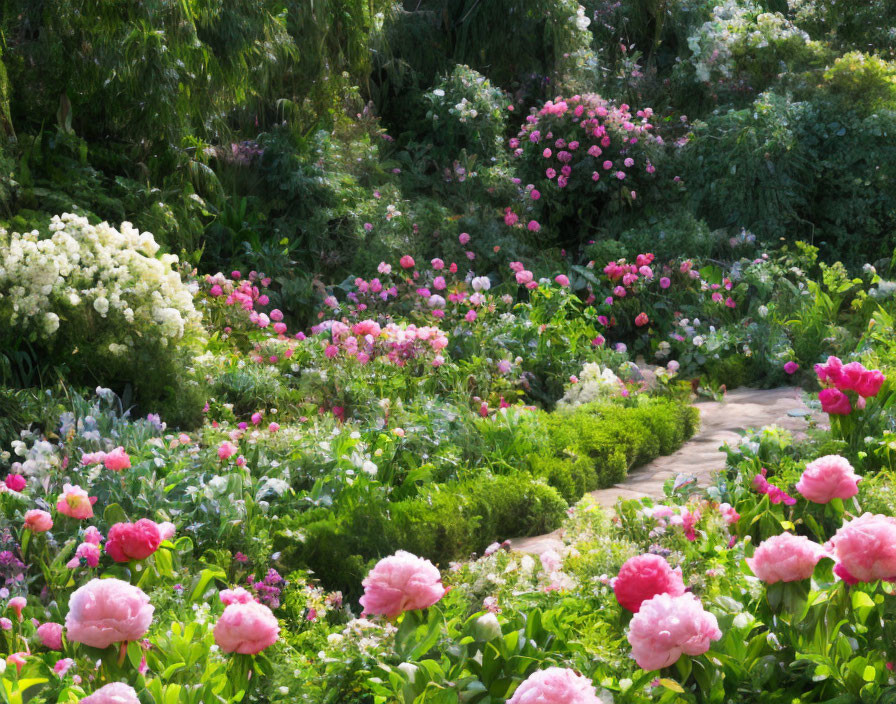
<box><xmin>204</xmin><ymin>271</ymin><xmax>276</xmax><ymax>331</ymax></box>
<box><xmin>315</xmin><ymin>319</ymin><xmax>448</xmax><ymax>368</ymax></box>
<box><xmin>627</xmin><ymin>593</ymin><xmax>721</xmax><ymax>670</ymax></box>
<box><xmin>815</xmin><ymin>356</ymin><xmax>886</xmax><ymax>415</ymax></box>
<box><xmin>359</xmin><ymin>550</ymin><xmax>447</xmax><ymax>619</ymax></box>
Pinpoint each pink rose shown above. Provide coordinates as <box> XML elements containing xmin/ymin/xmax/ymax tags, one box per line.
<box><xmin>37</xmin><ymin>622</ymin><xmax>64</xmax><ymax>650</ymax></box>
<box><xmin>213</xmin><ymin>600</ymin><xmax>279</xmax><ymax>654</ymax></box>
<box><xmin>614</xmin><ymin>554</ymin><xmax>686</xmax><ymax>613</ymax></box>
<box><xmin>508</xmin><ymin>667</ymin><xmax>603</xmax><ymax>704</ymax></box>
<box><xmin>399</xmin><ymin>255</ymin><xmax>415</xmax><ymax>269</ymax></box>
<box><xmin>746</xmin><ymin>533</ymin><xmax>827</xmax><ymax>583</ymax></box>
<box><xmin>24</xmin><ymin>509</ymin><xmax>53</xmax><ymax>532</ymax></box>
<box><xmin>818</xmin><ymin>387</ymin><xmax>851</xmax><ymax>415</ymax></box>
<box><xmin>634</xmin><ymin>312</ymin><xmax>649</xmax><ymax>327</ymax></box>
<box><xmin>65</xmin><ymin>578</ymin><xmax>154</xmax><ymax>648</ymax></box>
<box><xmin>838</xmin><ymin>362</ymin><xmax>885</xmax><ymax>397</ymax></box>
<box><xmin>105</xmin><ymin>519</ymin><xmax>162</xmax><ymax>562</ymax></box>
<box><xmin>4</xmin><ymin>474</ymin><xmax>25</xmax><ymax>492</ymax></box>
<box><xmin>827</xmin><ymin>513</ymin><xmax>896</xmax><ymax>584</ymax></box>
<box><xmin>359</xmin><ymin>550</ymin><xmax>447</xmax><ymax>618</ymax></box>
<box><xmin>783</xmin><ymin>361</ymin><xmax>799</xmax><ymax>375</ymax></box>
<box><xmin>796</xmin><ymin>455</ymin><xmax>860</xmax><ymax>504</ymax></box>
<box><xmin>79</xmin><ymin>682</ymin><xmax>140</xmax><ymax>704</ymax></box>
<box><xmin>627</xmin><ymin>593</ymin><xmax>721</xmax><ymax>670</ymax></box>
<box><xmin>103</xmin><ymin>447</ymin><xmax>131</xmax><ymax>472</ymax></box>
<box><xmin>56</xmin><ymin>484</ymin><xmax>96</xmax><ymax>520</ymax></box>
<box><xmin>659</xmin><ymin>277</ymin><xmax>671</xmax><ymax>289</ymax></box>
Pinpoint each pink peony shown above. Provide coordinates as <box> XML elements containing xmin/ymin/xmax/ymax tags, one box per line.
<box><xmin>104</xmin><ymin>519</ymin><xmax>162</xmax><ymax>562</ymax></box>
<box><xmin>103</xmin><ymin>447</ymin><xmax>131</xmax><ymax>472</ymax></box>
<box><xmin>614</xmin><ymin>554</ymin><xmax>686</xmax><ymax>613</ymax></box>
<box><xmin>815</xmin><ymin>356</ymin><xmax>844</xmax><ymax>385</ymax></box>
<box><xmin>4</xmin><ymin>474</ymin><xmax>25</xmax><ymax>492</ymax></box>
<box><xmin>634</xmin><ymin>312</ymin><xmax>649</xmax><ymax>327</ymax></box>
<box><xmin>554</xmin><ymin>274</ymin><xmax>570</xmax><ymax>287</ymax></box>
<box><xmin>65</xmin><ymin>578</ymin><xmax>154</xmax><ymax>648</ymax></box>
<box><xmin>218</xmin><ymin>441</ymin><xmax>238</xmax><ymax>460</ymax></box>
<box><xmin>399</xmin><ymin>255</ymin><xmax>416</xmax><ymax>269</ymax></box>
<box><xmin>508</xmin><ymin>667</ymin><xmax>603</xmax><ymax>704</ymax></box>
<box><xmin>213</xmin><ymin>600</ymin><xmax>279</xmax><ymax>654</ymax></box>
<box><xmin>220</xmin><ymin>587</ymin><xmax>254</xmax><ymax>605</ymax></box>
<box><xmin>746</xmin><ymin>533</ymin><xmax>827</xmax><ymax>583</ymax></box>
<box><xmin>24</xmin><ymin>509</ymin><xmax>53</xmax><ymax>532</ymax></box>
<box><xmin>796</xmin><ymin>455</ymin><xmax>860</xmax><ymax>504</ymax></box>
<box><xmin>784</xmin><ymin>361</ymin><xmax>799</xmax><ymax>375</ymax></box>
<box><xmin>359</xmin><ymin>550</ymin><xmax>447</xmax><ymax>618</ymax></box>
<box><xmin>818</xmin><ymin>387</ymin><xmax>851</xmax><ymax>415</ymax></box>
<box><xmin>37</xmin><ymin>622</ymin><xmax>64</xmax><ymax>650</ymax></box>
<box><xmin>79</xmin><ymin>682</ymin><xmax>140</xmax><ymax>704</ymax></box>
<box><xmin>56</xmin><ymin>484</ymin><xmax>96</xmax><ymax>520</ymax></box>
<box><xmin>459</xmin><ymin>232</ymin><xmax>471</xmax><ymax>245</ymax></box>
<box><xmin>826</xmin><ymin>513</ymin><xmax>896</xmax><ymax>584</ymax></box>
<box><xmin>627</xmin><ymin>593</ymin><xmax>721</xmax><ymax>670</ymax></box>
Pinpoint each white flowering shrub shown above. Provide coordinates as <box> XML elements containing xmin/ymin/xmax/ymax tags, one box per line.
<box><xmin>556</xmin><ymin>362</ymin><xmax>623</xmax><ymax>409</ymax></box>
<box><xmin>0</xmin><ymin>213</ymin><xmax>205</xmax><ymax>423</ymax></box>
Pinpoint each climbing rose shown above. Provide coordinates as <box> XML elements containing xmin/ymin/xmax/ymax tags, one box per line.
<box><xmin>103</xmin><ymin>447</ymin><xmax>131</xmax><ymax>472</ymax></box>
<box><xmin>56</xmin><ymin>484</ymin><xmax>96</xmax><ymax>520</ymax></box>
<box><xmin>65</xmin><ymin>578</ymin><xmax>153</xmax><ymax>648</ymax></box>
<box><xmin>746</xmin><ymin>533</ymin><xmax>827</xmax><ymax>583</ymax></box>
<box><xmin>359</xmin><ymin>551</ymin><xmax>447</xmax><ymax>618</ymax></box>
<box><xmin>37</xmin><ymin>622</ymin><xmax>63</xmax><ymax>650</ymax></box>
<box><xmin>627</xmin><ymin>593</ymin><xmax>721</xmax><ymax>670</ymax></box>
<box><xmin>507</xmin><ymin>667</ymin><xmax>603</xmax><ymax>704</ymax></box>
<box><xmin>818</xmin><ymin>388</ymin><xmax>851</xmax><ymax>415</ymax></box>
<box><xmin>105</xmin><ymin>519</ymin><xmax>162</xmax><ymax>562</ymax></box>
<box><xmin>796</xmin><ymin>455</ymin><xmax>860</xmax><ymax>504</ymax></box>
<box><xmin>826</xmin><ymin>513</ymin><xmax>896</xmax><ymax>584</ymax></box>
<box><xmin>213</xmin><ymin>600</ymin><xmax>279</xmax><ymax>654</ymax></box>
<box><xmin>24</xmin><ymin>509</ymin><xmax>53</xmax><ymax>532</ymax></box>
<box><xmin>614</xmin><ymin>554</ymin><xmax>686</xmax><ymax>613</ymax></box>
<box><xmin>79</xmin><ymin>682</ymin><xmax>140</xmax><ymax>704</ymax></box>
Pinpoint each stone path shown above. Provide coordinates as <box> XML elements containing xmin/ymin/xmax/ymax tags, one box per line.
<box><xmin>510</xmin><ymin>387</ymin><xmax>820</xmax><ymax>554</ymax></box>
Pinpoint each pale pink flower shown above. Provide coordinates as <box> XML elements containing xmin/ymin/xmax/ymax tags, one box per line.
<box><xmin>827</xmin><ymin>513</ymin><xmax>896</xmax><ymax>584</ymax></box>
<box><xmin>628</xmin><ymin>593</ymin><xmax>721</xmax><ymax>670</ymax></box>
<box><xmin>796</xmin><ymin>455</ymin><xmax>860</xmax><ymax>504</ymax></box>
<box><xmin>218</xmin><ymin>441</ymin><xmax>238</xmax><ymax>460</ymax></box>
<box><xmin>7</xmin><ymin>596</ymin><xmax>26</xmax><ymax>620</ymax></box>
<box><xmin>103</xmin><ymin>447</ymin><xmax>131</xmax><ymax>472</ymax></box>
<box><xmin>359</xmin><ymin>550</ymin><xmax>447</xmax><ymax>618</ymax></box>
<box><xmin>24</xmin><ymin>509</ymin><xmax>53</xmax><ymax>532</ymax></box>
<box><xmin>540</xmin><ymin>549</ymin><xmax>562</xmax><ymax>573</ymax></box>
<box><xmin>746</xmin><ymin>533</ymin><xmax>827</xmax><ymax>583</ymax></box>
<box><xmin>37</xmin><ymin>622</ymin><xmax>63</xmax><ymax>650</ymax></box>
<box><xmin>213</xmin><ymin>600</ymin><xmax>279</xmax><ymax>654</ymax></box>
<box><xmin>79</xmin><ymin>682</ymin><xmax>140</xmax><ymax>703</ymax></box>
<box><xmin>65</xmin><ymin>578</ymin><xmax>154</xmax><ymax>648</ymax></box>
<box><xmin>56</xmin><ymin>484</ymin><xmax>96</xmax><ymax>520</ymax></box>
<box><xmin>508</xmin><ymin>667</ymin><xmax>603</xmax><ymax>704</ymax></box>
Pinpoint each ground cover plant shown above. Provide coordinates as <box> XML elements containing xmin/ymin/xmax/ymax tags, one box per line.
<box><xmin>0</xmin><ymin>0</ymin><xmax>895</xmax><ymax>702</ymax></box>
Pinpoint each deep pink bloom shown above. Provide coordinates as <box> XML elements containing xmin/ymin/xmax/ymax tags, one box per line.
<box><xmin>784</xmin><ymin>361</ymin><xmax>799</xmax><ymax>375</ymax></box>
<box><xmin>105</xmin><ymin>520</ymin><xmax>162</xmax><ymax>562</ymax></box>
<box><xmin>103</xmin><ymin>447</ymin><xmax>131</xmax><ymax>472</ymax></box>
<box><xmin>635</xmin><ymin>312</ymin><xmax>649</xmax><ymax>327</ymax></box>
<box><xmin>37</xmin><ymin>622</ymin><xmax>64</xmax><ymax>650</ymax></box>
<box><xmin>4</xmin><ymin>474</ymin><xmax>25</xmax><ymax>492</ymax></box>
<box><xmin>359</xmin><ymin>551</ymin><xmax>447</xmax><ymax>618</ymax></box>
<box><xmin>819</xmin><ymin>388</ymin><xmax>851</xmax><ymax>415</ymax></box>
<box><xmin>554</xmin><ymin>274</ymin><xmax>570</xmax><ymax>287</ymax></box>
<box><xmin>659</xmin><ymin>277</ymin><xmax>671</xmax><ymax>289</ymax></box>
<box><xmin>399</xmin><ymin>255</ymin><xmax>415</xmax><ymax>269</ymax></box>
<box><xmin>614</xmin><ymin>555</ymin><xmax>686</xmax><ymax>613</ymax></box>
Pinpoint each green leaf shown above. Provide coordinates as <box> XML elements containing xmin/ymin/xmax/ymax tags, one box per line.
<box><xmin>104</xmin><ymin>503</ymin><xmax>129</xmax><ymax>525</ymax></box>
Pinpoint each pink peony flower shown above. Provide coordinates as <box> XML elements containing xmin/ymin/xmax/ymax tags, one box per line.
<box><xmin>56</xmin><ymin>484</ymin><xmax>96</xmax><ymax>520</ymax></box>
<box><xmin>508</xmin><ymin>667</ymin><xmax>603</xmax><ymax>704</ymax></box>
<box><xmin>614</xmin><ymin>554</ymin><xmax>686</xmax><ymax>613</ymax></box>
<box><xmin>359</xmin><ymin>550</ymin><xmax>447</xmax><ymax>618</ymax></box>
<box><xmin>65</xmin><ymin>578</ymin><xmax>154</xmax><ymax>648</ymax></box>
<box><xmin>24</xmin><ymin>509</ymin><xmax>53</xmax><ymax>532</ymax></box>
<box><xmin>4</xmin><ymin>474</ymin><xmax>25</xmax><ymax>492</ymax></box>
<box><xmin>218</xmin><ymin>441</ymin><xmax>238</xmax><ymax>460</ymax></box>
<box><xmin>79</xmin><ymin>682</ymin><xmax>140</xmax><ymax>704</ymax></box>
<box><xmin>66</xmin><ymin>541</ymin><xmax>101</xmax><ymax>569</ymax></box>
<box><xmin>815</xmin><ymin>356</ymin><xmax>844</xmax><ymax>385</ymax></box>
<box><xmin>220</xmin><ymin>587</ymin><xmax>254</xmax><ymax>606</ymax></box>
<box><xmin>746</xmin><ymin>533</ymin><xmax>827</xmax><ymax>583</ymax></box>
<box><xmin>627</xmin><ymin>593</ymin><xmax>721</xmax><ymax>670</ymax></box>
<box><xmin>659</xmin><ymin>277</ymin><xmax>671</xmax><ymax>289</ymax></box>
<box><xmin>399</xmin><ymin>255</ymin><xmax>416</xmax><ymax>269</ymax></box>
<box><xmin>105</xmin><ymin>519</ymin><xmax>162</xmax><ymax>562</ymax></box>
<box><xmin>827</xmin><ymin>513</ymin><xmax>896</xmax><ymax>584</ymax></box>
<box><xmin>527</xmin><ymin>220</ymin><xmax>541</xmax><ymax>232</ymax></box>
<box><xmin>53</xmin><ymin>657</ymin><xmax>74</xmax><ymax>677</ymax></box>
<box><xmin>819</xmin><ymin>388</ymin><xmax>851</xmax><ymax>415</ymax></box>
<box><xmin>796</xmin><ymin>455</ymin><xmax>860</xmax><ymax>504</ymax></box>
<box><xmin>37</xmin><ymin>622</ymin><xmax>64</xmax><ymax>650</ymax></box>
<box><xmin>784</xmin><ymin>361</ymin><xmax>799</xmax><ymax>375</ymax></box>
<box><xmin>635</xmin><ymin>312</ymin><xmax>649</xmax><ymax>327</ymax></box>
<box><xmin>103</xmin><ymin>447</ymin><xmax>131</xmax><ymax>472</ymax></box>
<box><xmin>213</xmin><ymin>600</ymin><xmax>279</xmax><ymax>654</ymax></box>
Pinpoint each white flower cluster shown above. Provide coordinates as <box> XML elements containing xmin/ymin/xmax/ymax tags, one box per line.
<box><xmin>0</xmin><ymin>213</ymin><xmax>200</xmax><ymax>345</ymax></box>
<box><xmin>557</xmin><ymin>362</ymin><xmax>622</xmax><ymax>410</ymax></box>
<box><xmin>687</xmin><ymin>0</ymin><xmax>810</xmax><ymax>82</ymax></box>
<box><xmin>10</xmin><ymin>431</ymin><xmax>61</xmax><ymax>481</ymax></box>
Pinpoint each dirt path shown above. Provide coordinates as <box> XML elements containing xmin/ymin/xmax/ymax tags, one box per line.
<box><xmin>510</xmin><ymin>387</ymin><xmax>819</xmax><ymax>554</ymax></box>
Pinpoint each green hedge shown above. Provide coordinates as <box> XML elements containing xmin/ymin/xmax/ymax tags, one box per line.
<box><xmin>532</xmin><ymin>398</ymin><xmax>700</xmax><ymax>503</ymax></box>
<box><xmin>274</xmin><ymin>473</ymin><xmax>567</xmax><ymax>593</ymax></box>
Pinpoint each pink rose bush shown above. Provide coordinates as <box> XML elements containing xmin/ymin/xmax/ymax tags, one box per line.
<box><xmin>826</xmin><ymin>513</ymin><xmax>896</xmax><ymax>584</ymax></box>
<box><xmin>65</xmin><ymin>578</ymin><xmax>154</xmax><ymax>648</ymax></box>
<box><xmin>795</xmin><ymin>455</ymin><xmax>860</xmax><ymax>503</ymax></box>
<box><xmin>359</xmin><ymin>551</ymin><xmax>447</xmax><ymax>618</ymax></box>
<box><xmin>613</xmin><ymin>554</ymin><xmax>686</xmax><ymax>613</ymax></box>
<box><xmin>627</xmin><ymin>593</ymin><xmax>722</xmax><ymax>670</ymax></box>
<box><xmin>746</xmin><ymin>533</ymin><xmax>827</xmax><ymax>583</ymax></box>
<box><xmin>508</xmin><ymin>667</ymin><xmax>603</xmax><ymax>704</ymax></box>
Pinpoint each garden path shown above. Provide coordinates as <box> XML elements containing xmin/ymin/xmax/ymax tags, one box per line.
<box><xmin>510</xmin><ymin>386</ymin><xmax>820</xmax><ymax>555</ymax></box>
